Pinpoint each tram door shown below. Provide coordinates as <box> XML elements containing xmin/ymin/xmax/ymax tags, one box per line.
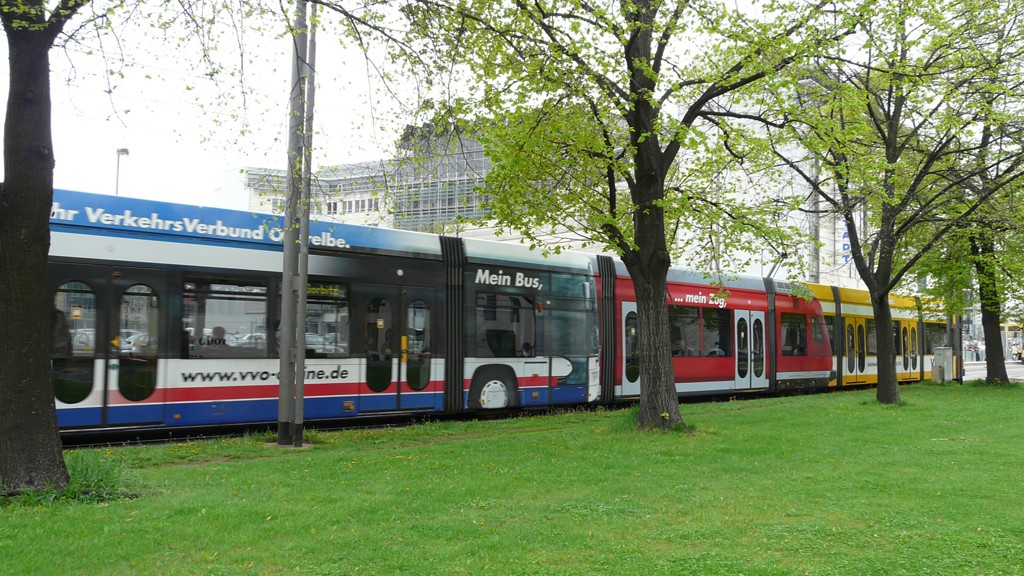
<box><xmin>844</xmin><ymin>317</ymin><xmax>869</xmax><ymax>384</ymax></box>
<box><xmin>50</xmin><ymin>264</ymin><xmax>168</xmax><ymax>428</ymax></box>
<box><xmin>895</xmin><ymin>320</ymin><xmax>918</xmax><ymax>382</ymax></box>
<box><xmin>621</xmin><ymin>302</ymin><xmax>640</xmax><ymax>397</ymax></box>
<box><xmin>734</xmin><ymin>310</ymin><xmax>768</xmax><ymax>390</ymax></box>
<box><xmin>362</xmin><ymin>285</ymin><xmax>438</xmax><ymax>412</ymax></box>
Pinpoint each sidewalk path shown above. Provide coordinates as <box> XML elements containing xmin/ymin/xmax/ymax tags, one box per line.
<box><xmin>963</xmin><ymin>360</ymin><xmax>1024</xmax><ymax>382</ymax></box>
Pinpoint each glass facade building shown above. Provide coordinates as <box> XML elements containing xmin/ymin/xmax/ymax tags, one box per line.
<box><xmin>244</xmin><ymin>128</ymin><xmax>490</xmax><ymax>232</ymax></box>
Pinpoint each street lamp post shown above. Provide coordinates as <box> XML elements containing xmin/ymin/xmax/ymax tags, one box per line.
<box><xmin>115</xmin><ymin>148</ymin><xmax>130</xmax><ymax>195</ymax></box>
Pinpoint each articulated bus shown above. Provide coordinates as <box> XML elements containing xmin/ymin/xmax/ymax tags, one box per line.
<box><xmin>46</xmin><ymin>190</ymin><xmax>959</xmax><ymax>432</ymax></box>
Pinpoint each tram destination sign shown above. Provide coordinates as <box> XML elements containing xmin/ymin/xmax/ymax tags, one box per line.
<box><xmin>50</xmin><ymin>189</ymin><xmax>442</xmax><ymax>257</ymax></box>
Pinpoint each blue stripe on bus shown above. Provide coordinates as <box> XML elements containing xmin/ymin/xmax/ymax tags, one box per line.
<box><xmin>57</xmin><ymin>393</ymin><xmax>447</xmax><ymax>429</ymax></box>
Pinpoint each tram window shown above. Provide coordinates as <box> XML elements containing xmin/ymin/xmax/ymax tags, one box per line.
<box><xmin>120</xmin><ymin>284</ymin><xmax>159</xmax><ymax>356</ymax></box>
<box><xmin>811</xmin><ymin>316</ymin><xmax>825</xmax><ymax>341</ymax></box>
<box><xmin>924</xmin><ymin>323</ymin><xmax>947</xmax><ymax>354</ymax></box>
<box><xmin>119</xmin><ymin>284</ymin><xmax>159</xmax><ymax>402</ymax></box>
<box><xmin>475</xmin><ymin>292</ymin><xmax>536</xmax><ymax>358</ymax></box>
<box><xmin>508</xmin><ymin>297</ymin><xmax>521</xmax><ymax>323</ymax></box>
<box><xmin>781</xmin><ymin>313</ymin><xmax>807</xmax><ymax>356</ymax></box>
<box><xmin>406</xmin><ymin>299</ymin><xmax>431</xmax><ymax>391</ymax></box>
<box><xmin>548</xmin><ymin>272</ymin><xmax>584</xmax><ymax>298</ymax></box>
<box><xmin>306</xmin><ymin>283</ymin><xmax>349</xmax><ymax>358</ymax></box>
<box><xmin>847</xmin><ymin>324</ymin><xmax>856</xmax><ymax>372</ymax></box>
<box><xmin>366</xmin><ymin>297</ymin><xmax>393</xmax><ymax>393</ymax></box>
<box><xmin>737</xmin><ymin>317</ymin><xmax>749</xmax><ymax>378</ymax></box>
<box><xmin>901</xmin><ymin>326</ymin><xmax>910</xmax><ymax>369</ymax></box>
<box><xmin>482</xmin><ymin>294</ymin><xmax>498</xmax><ymax>321</ymax></box>
<box><xmin>752</xmin><ymin>318</ymin><xmax>765</xmax><ymax>378</ymax></box>
<box><xmin>865</xmin><ymin>320</ymin><xmax>878</xmax><ymax>355</ymax></box>
<box><xmin>548</xmin><ymin>309</ymin><xmax>591</xmax><ymax>356</ymax></box>
<box><xmin>669</xmin><ymin>306</ymin><xmax>700</xmax><ymax>357</ymax></box>
<box><xmin>625</xmin><ymin>312</ymin><xmax>639</xmax><ymax>382</ymax></box>
<box><xmin>857</xmin><ymin>324</ymin><xmax>867</xmax><ymax>372</ymax></box>
<box><xmin>701</xmin><ymin>308</ymin><xmax>732</xmax><ymax>357</ymax></box>
<box><xmin>53</xmin><ymin>281</ymin><xmax>97</xmax><ymax>358</ymax></box>
<box><xmin>822</xmin><ymin>316</ymin><xmax>836</xmax><ymax>356</ymax></box>
<box><xmin>911</xmin><ymin>327</ymin><xmax>919</xmax><ymax>370</ymax></box>
<box><xmin>52</xmin><ymin>281</ymin><xmax>96</xmax><ymax>404</ymax></box>
<box><xmin>366</xmin><ymin>297</ymin><xmax>393</xmax><ymax>358</ymax></box>
<box><xmin>407</xmin><ymin>300</ymin><xmax>430</xmax><ymax>355</ymax></box>
<box><xmin>184</xmin><ymin>279</ymin><xmax>268</xmax><ymax>359</ymax></box>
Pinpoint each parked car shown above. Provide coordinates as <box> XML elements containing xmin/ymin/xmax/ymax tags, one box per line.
<box><xmin>304</xmin><ymin>333</ymin><xmax>325</xmax><ymax>352</ymax></box>
<box><xmin>235</xmin><ymin>333</ymin><xmax>267</xmax><ymax>348</ymax></box>
<box><xmin>119</xmin><ymin>330</ymin><xmax>144</xmax><ymax>352</ymax></box>
<box><xmin>68</xmin><ymin>329</ymin><xmax>96</xmax><ymax>355</ymax></box>
<box><xmin>323</xmin><ymin>332</ymin><xmax>348</xmax><ymax>354</ymax></box>
<box><xmin>126</xmin><ymin>333</ymin><xmax>157</xmax><ymax>356</ymax></box>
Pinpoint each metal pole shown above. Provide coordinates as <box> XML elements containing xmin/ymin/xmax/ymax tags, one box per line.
<box><xmin>278</xmin><ymin>0</ymin><xmax>308</xmax><ymax>447</ymax></box>
<box><xmin>293</xmin><ymin>3</ymin><xmax>317</xmax><ymax>447</ymax></box>
<box><xmin>115</xmin><ymin>148</ymin><xmax>129</xmax><ymax>196</ymax></box>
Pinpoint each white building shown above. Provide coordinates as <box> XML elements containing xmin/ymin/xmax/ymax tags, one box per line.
<box><xmin>243</xmin><ymin>128</ymin><xmax>491</xmax><ymax>232</ymax></box>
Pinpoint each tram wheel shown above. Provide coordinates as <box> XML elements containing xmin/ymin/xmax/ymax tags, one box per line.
<box><xmin>470</xmin><ymin>368</ymin><xmax>518</xmax><ymax>409</ymax></box>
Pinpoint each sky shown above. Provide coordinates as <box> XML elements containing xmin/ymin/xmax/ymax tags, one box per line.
<box><xmin>1</xmin><ymin>9</ymin><xmax>415</xmax><ymax>210</ymax></box>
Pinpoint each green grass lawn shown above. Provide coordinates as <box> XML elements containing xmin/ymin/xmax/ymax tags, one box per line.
<box><xmin>3</xmin><ymin>382</ymin><xmax>1023</xmax><ymax>575</ymax></box>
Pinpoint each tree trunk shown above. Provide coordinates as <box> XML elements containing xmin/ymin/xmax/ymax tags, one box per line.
<box><xmin>619</xmin><ymin>174</ymin><xmax>687</xmax><ymax>430</ymax></box>
<box><xmin>0</xmin><ymin>27</ymin><xmax>69</xmax><ymax>492</ymax></box>
<box><xmin>624</xmin><ymin>255</ymin><xmax>687</xmax><ymax>430</ymax></box>
<box><xmin>972</xmin><ymin>238</ymin><xmax>1009</xmax><ymax>384</ymax></box>
<box><xmin>871</xmin><ymin>294</ymin><xmax>902</xmax><ymax>405</ymax></box>
<box><xmin>978</xmin><ymin>301</ymin><xmax>1008</xmax><ymax>383</ymax></box>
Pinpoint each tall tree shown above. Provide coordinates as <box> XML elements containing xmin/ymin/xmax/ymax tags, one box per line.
<box><xmin>0</xmin><ymin>0</ymin><xmax>87</xmax><ymax>492</ymax></box>
<box><xmin>912</xmin><ymin>170</ymin><xmax>1024</xmax><ymax>383</ymax></box>
<box><xmin>924</xmin><ymin>2</ymin><xmax>1024</xmax><ymax>382</ymax></box>
<box><xmin>768</xmin><ymin>0</ymin><xmax>1024</xmax><ymax>402</ymax></box>
<box><xmin>400</xmin><ymin>0</ymin><xmax>859</xmax><ymax>429</ymax></box>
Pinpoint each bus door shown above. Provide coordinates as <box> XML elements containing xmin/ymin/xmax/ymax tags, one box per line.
<box><xmin>621</xmin><ymin>302</ymin><xmax>640</xmax><ymax>397</ymax></box>
<box><xmin>361</xmin><ymin>284</ymin><xmax>438</xmax><ymax>412</ymax></box>
<box><xmin>844</xmin><ymin>317</ymin><xmax>868</xmax><ymax>385</ymax></box>
<box><xmin>734</xmin><ymin>310</ymin><xmax>768</xmax><ymax>390</ymax></box>
<box><xmin>51</xmin><ymin>263</ymin><xmax>167</xmax><ymax>428</ymax></box>
<box><xmin>399</xmin><ymin>287</ymin><xmax>439</xmax><ymax>410</ymax></box>
<box><xmin>895</xmin><ymin>320</ymin><xmax>918</xmax><ymax>382</ymax></box>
